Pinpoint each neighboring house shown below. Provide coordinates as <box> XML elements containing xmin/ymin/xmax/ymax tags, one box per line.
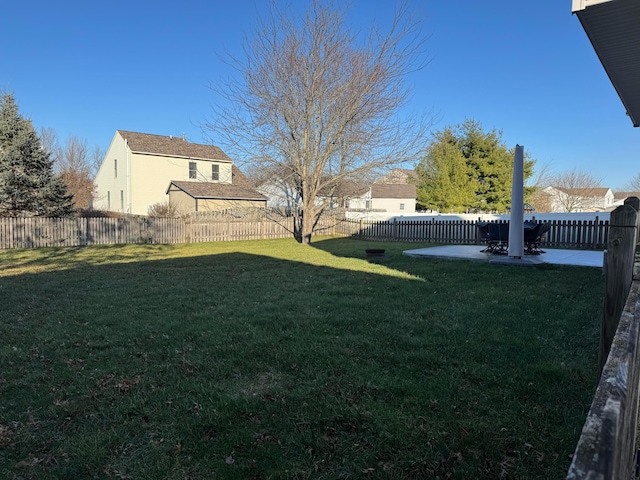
<box><xmin>345</xmin><ymin>184</ymin><xmax>417</xmax><ymax>213</ymax></box>
<box><xmin>94</xmin><ymin>130</ymin><xmax>264</xmax><ymax>215</ymax></box>
<box><xmin>542</xmin><ymin>186</ymin><xmax>614</xmax><ymax>212</ymax></box>
<box><xmin>612</xmin><ymin>191</ymin><xmax>640</xmax><ymax>207</ymax></box>
<box><xmin>257</xmin><ymin>176</ymin><xmax>301</xmax><ymax>210</ymax></box>
<box><xmin>256</xmin><ymin>168</ymin><xmax>417</xmax><ymax>213</ymax></box>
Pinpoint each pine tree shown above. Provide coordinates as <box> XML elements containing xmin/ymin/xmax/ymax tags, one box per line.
<box><xmin>415</xmin><ymin>119</ymin><xmax>536</xmax><ymax>213</ymax></box>
<box><xmin>0</xmin><ymin>93</ymin><xmax>74</xmax><ymax>217</ymax></box>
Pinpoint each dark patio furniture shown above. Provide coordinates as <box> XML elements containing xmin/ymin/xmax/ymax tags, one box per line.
<box><xmin>477</xmin><ymin>221</ymin><xmax>549</xmax><ymax>255</ymax></box>
<box><xmin>478</xmin><ymin>222</ymin><xmax>509</xmax><ymax>254</ymax></box>
<box><xmin>477</xmin><ymin>222</ymin><xmax>491</xmax><ymax>243</ymax></box>
<box><xmin>524</xmin><ymin>222</ymin><xmax>550</xmax><ymax>254</ymax></box>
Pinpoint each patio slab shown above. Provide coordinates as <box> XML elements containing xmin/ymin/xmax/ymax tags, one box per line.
<box><xmin>403</xmin><ymin>245</ymin><xmax>604</xmax><ymax>268</ymax></box>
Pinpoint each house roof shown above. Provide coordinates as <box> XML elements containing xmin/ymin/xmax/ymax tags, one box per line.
<box><xmin>572</xmin><ymin>0</ymin><xmax>640</xmax><ymax>127</ymax></box>
<box><xmin>553</xmin><ymin>187</ymin><xmax>611</xmax><ymax>196</ymax></box>
<box><xmin>370</xmin><ymin>184</ymin><xmax>416</xmax><ymax>199</ymax></box>
<box><xmin>614</xmin><ymin>191</ymin><xmax>640</xmax><ymax>201</ymax></box>
<box><xmin>168</xmin><ymin>180</ymin><xmax>267</xmax><ymax>201</ymax></box>
<box><xmin>118</xmin><ymin>130</ymin><xmax>232</xmax><ymax>161</ymax></box>
<box><xmin>168</xmin><ymin>166</ymin><xmax>266</xmax><ymax>201</ymax></box>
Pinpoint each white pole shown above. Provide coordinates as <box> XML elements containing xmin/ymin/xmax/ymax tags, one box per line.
<box><xmin>508</xmin><ymin>145</ymin><xmax>525</xmax><ymax>258</ymax></box>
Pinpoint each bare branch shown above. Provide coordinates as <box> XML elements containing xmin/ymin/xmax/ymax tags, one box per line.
<box><xmin>204</xmin><ymin>0</ymin><xmax>434</xmax><ymax>242</ymax></box>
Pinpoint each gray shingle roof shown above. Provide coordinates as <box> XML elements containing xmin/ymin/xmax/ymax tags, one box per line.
<box><xmin>370</xmin><ymin>184</ymin><xmax>416</xmax><ymax>199</ymax></box>
<box><xmin>614</xmin><ymin>191</ymin><xmax>640</xmax><ymax>200</ymax></box>
<box><xmin>169</xmin><ymin>174</ymin><xmax>267</xmax><ymax>202</ymax></box>
<box><xmin>118</xmin><ymin>130</ymin><xmax>231</xmax><ymax>161</ymax></box>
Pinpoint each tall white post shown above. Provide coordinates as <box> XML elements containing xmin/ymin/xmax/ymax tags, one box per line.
<box><xmin>508</xmin><ymin>145</ymin><xmax>525</xmax><ymax>258</ymax></box>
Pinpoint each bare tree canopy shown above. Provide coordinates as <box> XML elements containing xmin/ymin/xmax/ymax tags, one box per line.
<box><xmin>205</xmin><ymin>0</ymin><xmax>434</xmax><ymax>243</ymax></box>
<box><xmin>544</xmin><ymin>168</ymin><xmax>604</xmax><ymax>212</ymax></box>
<box><xmin>624</xmin><ymin>172</ymin><xmax>640</xmax><ymax>192</ymax></box>
<box><xmin>40</xmin><ymin>128</ymin><xmax>102</xmax><ymax>211</ymax></box>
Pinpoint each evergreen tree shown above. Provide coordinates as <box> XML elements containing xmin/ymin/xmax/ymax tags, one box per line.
<box><xmin>0</xmin><ymin>93</ymin><xmax>74</xmax><ymax>217</ymax></box>
<box><xmin>416</xmin><ymin>119</ymin><xmax>535</xmax><ymax>212</ymax></box>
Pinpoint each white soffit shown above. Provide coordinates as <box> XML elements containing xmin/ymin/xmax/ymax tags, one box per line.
<box><xmin>572</xmin><ymin>0</ymin><xmax>640</xmax><ymax>127</ymax></box>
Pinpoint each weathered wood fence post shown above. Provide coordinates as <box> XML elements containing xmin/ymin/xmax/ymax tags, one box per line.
<box><xmin>600</xmin><ymin>197</ymin><xmax>640</xmax><ymax>372</ymax></box>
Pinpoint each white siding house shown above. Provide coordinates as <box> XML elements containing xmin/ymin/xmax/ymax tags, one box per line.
<box><xmin>542</xmin><ymin>186</ymin><xmax>614</xmax><ymax>212</ymax></box>
<box><xmin>346</xmin><ymin>184</ymin><xmax>416</xmax><ymax>213</ymax></box>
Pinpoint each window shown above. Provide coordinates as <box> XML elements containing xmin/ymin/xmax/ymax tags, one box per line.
<box><xmin>399</xmin><ymin>203</ymin><xmax>405</xmax><ymax>210</ymax></box>
<box><xmin>120</xmin><ymin>190</ymin><xmax>124</xmax><ymax>211</ymax></box>
<box><xmin>212</xmin><ymin>164</ymin><xmax>219</xmax><ymax>181</ymax></box>
<box><xmin>107</xmin><ymin>191</ymin><xmax>111</xmax><ymax>209</ymax></box>
<box><xmin>114</xmin><ymin>159</ymin><xmax>117</xmax><ymax>178</ymax></box>
<box><xmin>189</xmin><ymin>162</ymin><xmax>197</xmax><ymax>179</ymax></box>
<box><xmin>365</xmin><ymin>200</ymin><xmax>372</xmax><ymax>210</ymax></box>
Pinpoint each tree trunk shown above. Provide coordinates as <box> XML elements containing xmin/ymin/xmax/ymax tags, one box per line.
<box><xmin>300</xmin><ymin>199</ymin><xmax>316</xmax><ymax>244</ymax></box>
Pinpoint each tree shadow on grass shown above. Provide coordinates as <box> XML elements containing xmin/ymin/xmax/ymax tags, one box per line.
<box><xmin>0</xmin><ymin>247</ymin><xmax>601</xmax><ymax>480</ymax></box>
<box><xmin>311</xmin><ymin>235</ymin><xmax>439</xmax><ymax>266</ymax></box>
<box><xmin>0</xmin><ymin>243</ymin><xmax>180</xmax><ymax>275</ymax></box>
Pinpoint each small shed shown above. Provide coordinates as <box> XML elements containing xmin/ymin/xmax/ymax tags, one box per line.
<box><xmin>167</xmin><ymin>181</ymin><xmax>267</xmax><ymax>213</ymax></box>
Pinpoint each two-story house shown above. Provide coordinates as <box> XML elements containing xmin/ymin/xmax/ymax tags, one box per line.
<box><xmin>541</xmin><ymin>186</ymin><xmax>614</xmax><ymax>212</ymax></box>
<box><xmin>93</xmin><ymin>130</ymin><xmax>265</xmax><ymax>215</ymax></box>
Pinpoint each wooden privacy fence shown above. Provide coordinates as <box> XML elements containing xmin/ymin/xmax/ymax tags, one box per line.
<box><xmin>0</xmin><ymin>217</ymin><xmax>187</xmax><ymax>248</ymax></box>
<box><xmin>338</xmin><ymin>217</ymin><xmax>609</xmax><ymax>249</ymax></box>
<box><xmin>0</xmin><ymin>215</ymin><xmax>338</xmax><ymax>249</ymax></box>
<box><xmin>0</xmin><ymin>215</ymin><xmax>609</xmax><ymax>249</ymax></box>
<box><xmin>189</xmin><ymin>215</ymin><xmax>337</xmax><ymax>243</ymax></box>
<box><xmin>566</xmin><ymin>197</ymin><xmax>640</xmax><ymax>480</ymax></box>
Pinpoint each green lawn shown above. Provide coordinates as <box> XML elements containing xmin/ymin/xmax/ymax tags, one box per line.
<box><xmin>0</xmin><ymin>237</ymin><xmax>602</xmax><ymax>479</ymax></box>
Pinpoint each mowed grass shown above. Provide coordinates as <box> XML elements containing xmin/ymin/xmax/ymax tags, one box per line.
<box><xmin>0</xmin><ymin>237</ymin><xmax>602</xmax><ymax>479</ymax></box>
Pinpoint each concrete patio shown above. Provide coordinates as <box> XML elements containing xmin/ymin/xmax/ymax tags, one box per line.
<box><xmin>403</xmin><ymin>245</ymin><xmax>604</xmax><ymax>268</ymax></box>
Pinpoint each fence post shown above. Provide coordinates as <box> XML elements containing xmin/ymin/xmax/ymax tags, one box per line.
<box><xmin>600</xmin><ymin>201</ymin><xmax>639</xmax><ymax>372</ymax></box>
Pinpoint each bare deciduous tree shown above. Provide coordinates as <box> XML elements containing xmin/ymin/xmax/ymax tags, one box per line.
<box><xmin>527</xmin><ymin>160</ymin><xmax>554</xmax><ymax>212</ymax></box>
<box><xmin>40</xmin><ymin>129</ymin><xmax>102</xmax><ymax>210</ymax></box>
<box><xmin>624</xmin><ymin>172</ymin><xmax>640</xmax><ymax>192</ymax></box>
<box><xmin>206</xmin><ymin>0</ymin><xmax>434</xmax><ymax>243</ymax></box>
<box><xmin>547</xmin><ymin>168</ymin><xmax>604</xmax><ymax>212</ymax></box>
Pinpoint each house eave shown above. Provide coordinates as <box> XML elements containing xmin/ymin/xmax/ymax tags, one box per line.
<box><xmin>132</xmin><ymin>150</ymin><xmax>233</xmax><ymax>162</ymax></box>
<box><xmin>573</xmin><ymin>0</ymin><xmax>640</xmax><ymax>127</ymax></box>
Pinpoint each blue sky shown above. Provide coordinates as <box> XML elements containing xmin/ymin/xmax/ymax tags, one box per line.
<box><xmin>1</xmin><ymin>0</ymin><xmax>637</xmax><ymax>189</ymax></box>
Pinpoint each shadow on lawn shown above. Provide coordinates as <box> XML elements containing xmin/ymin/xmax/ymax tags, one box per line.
<box><xmin>0</xmin><ymin>243</ymin><xmax>180</xmax><ymax>275</ymax></box>
<box><xmin>311</xmin><ymin>236</ymin><xmax>435</xmax><ymax>263</ymax></box>
<box><xmin>0</xmin><ymin>245</ymin><xmax>601</xmax><ymax>480</ymax></box>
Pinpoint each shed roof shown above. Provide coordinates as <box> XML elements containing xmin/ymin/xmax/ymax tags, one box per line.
<box><xmin>572</xmin><ymin>0</ymin><xmax>640</xmax><ymax>127</ymax></box>
<box><xmin>168</xmin><ymin>165</ymin><xmax>266</xmax><ymax>201</ymax></box>
<box><xmin>168</xmin><ymin>181</ymin><xmax>267</xmax><ymax>201</ymax></box>
<box><xmin>118</xmin><ymin>130</ymin><xmax>232</xmax><ymax>161</ymax></box>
